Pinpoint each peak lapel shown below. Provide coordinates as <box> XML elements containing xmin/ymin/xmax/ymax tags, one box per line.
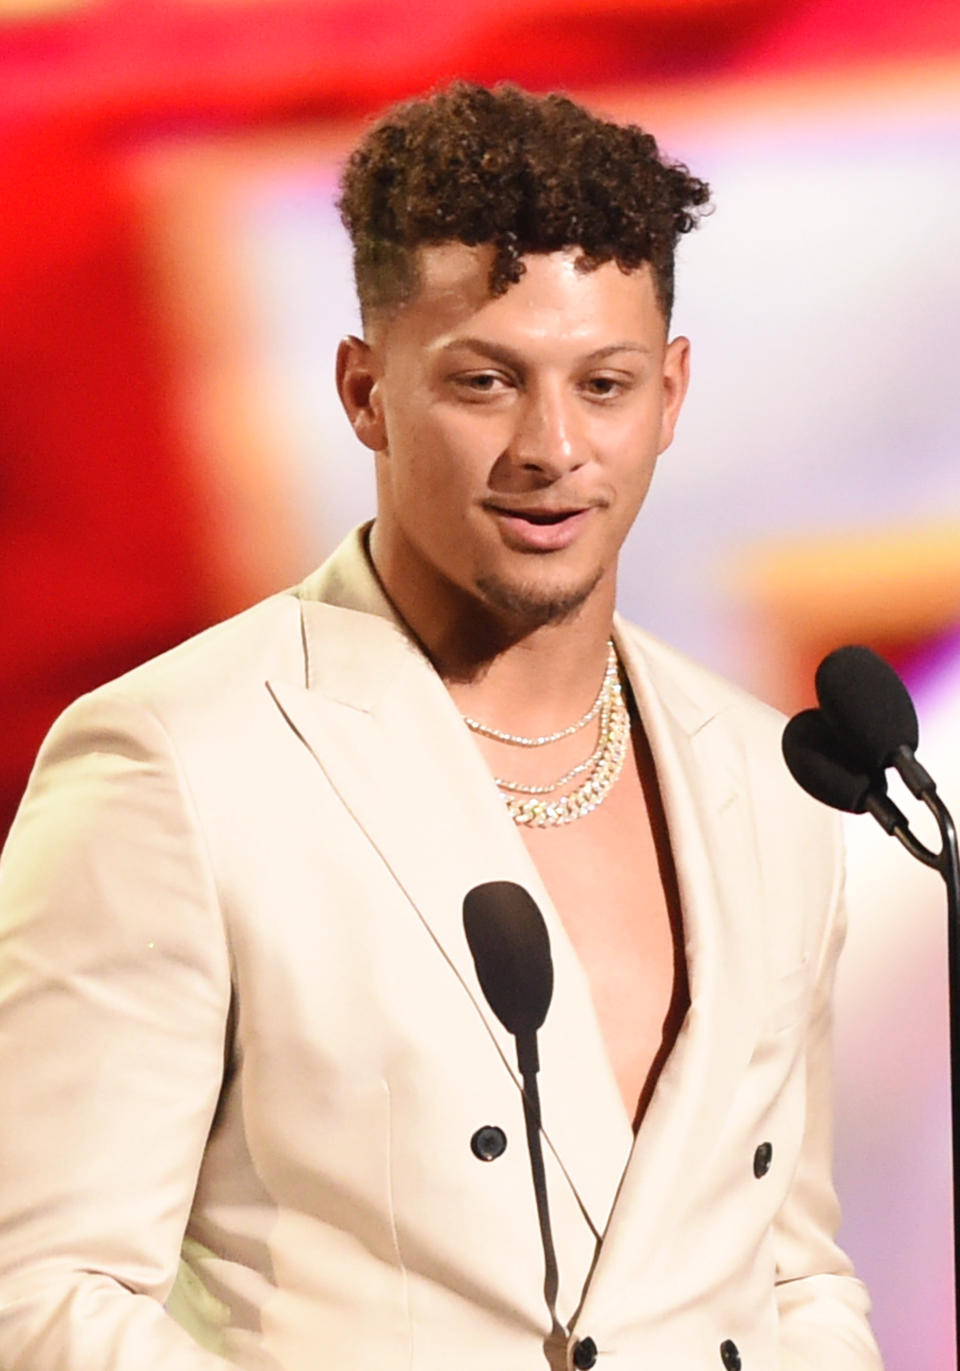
<box><xmin>578</xmin><ymin>624</ymin><xmax>769</xmax><ymax>1320</ymax></box>
<box><xmin>265</xmin><ymin>536</ymin><xmax>633</xmax><ymax>1237</ymax></box>
<box><xmin>267</xmin><ymin>597</ymin><xmax>526</xmax><ymax>1075</ymax></box>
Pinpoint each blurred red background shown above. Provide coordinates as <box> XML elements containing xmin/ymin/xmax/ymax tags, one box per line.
<box><xmin>4</xmin><ymin>0</ymin><xmax>960</xmax><ymax>844</ymax></box>
<box><xmin>4</xmin><ymin>7</ymin><xmax>960</xmax><ymax>1368</ymax></box>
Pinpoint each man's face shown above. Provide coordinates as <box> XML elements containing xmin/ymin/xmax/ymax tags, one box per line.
<box><xmin>338</xmin><ymin>244</ymin><xmax>689</xmax><ymax>630</ymax></box>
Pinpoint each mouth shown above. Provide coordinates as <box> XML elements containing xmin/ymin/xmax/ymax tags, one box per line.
<box><xmin>496</xmin><ymin>508</ymin><xmax>583</xmax><ymax>524</ymax></box>
<box><xmin>484</xmin><ymin>504</ymin><xmax>594</xmax><ymax>551</ymax></box>
<box><xmin>485</xmin><ymin>502</ymin><xmax>590</xmax><ymax>523</ymax></box>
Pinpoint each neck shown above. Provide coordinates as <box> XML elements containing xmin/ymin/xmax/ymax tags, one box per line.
<box><xmin>366</xmin><ymin>524</ymin><xmax>618</xmax><ymax>739</ymax></box>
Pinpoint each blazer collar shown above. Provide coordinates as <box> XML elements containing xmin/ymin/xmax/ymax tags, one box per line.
<box><xmin>271</xmin><ymin>528</ymin><xmax>767</xmax><ymax>1259</ymax></box>
<box><xmin>270</xmin><ymin>530</ymin><xmax>632</xmax><ymax>1234</ymax></box>
<box><xmin>577</xmin><ymin>621</ymin><xmax>769</xmax><ymax>1323</ymax></box>
<box><xmin>294</xmin><ymin>525</ymin><xmax>721</xmax><ymax>736</ymax></box>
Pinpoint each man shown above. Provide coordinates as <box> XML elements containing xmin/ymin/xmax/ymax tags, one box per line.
<box><xmin>0</xmin><ymin>82</ymin><xmax>882</xmax><ymax>1370</ymax></box>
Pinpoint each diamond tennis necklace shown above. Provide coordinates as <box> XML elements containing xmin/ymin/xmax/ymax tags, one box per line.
<box><xmin>461</xmin><ymin>641</ymin><xmax>630</xmax><ymax>827</ymax></box>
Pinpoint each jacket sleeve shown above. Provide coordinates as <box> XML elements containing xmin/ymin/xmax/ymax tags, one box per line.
<box><xmin>774</xmin><ymin>817</ymin><xmax>885</xmax><ymax>1370</ymax></box>
<box><xmin>0</xmin><ymin>690</ymin><xmax>237</xmax><ymax>1369</ymax></box>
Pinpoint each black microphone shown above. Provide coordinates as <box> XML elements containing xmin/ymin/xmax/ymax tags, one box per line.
<box><xmin>789</xmin><ymin>644</ymin><xmax>960</xmax><ymax>1364</ymax></box>
<box><xmin>463</xmin><ymin>881</ymin><xmax>562</xmax><ymax>1343</ymax></box>
<box><xmin>463</xmin><ymin>879</ymin><xmax>553</xmax><ymax>1073</ymax></box>
<box><xmin>781</xmin><ymin>707</ymin><xmax>911</xmax><ymax>838</ymax></box>
<box><xmin>815</xmin><ymin>644</ymin><xmax>935</xmax><ymax>798</ymax></box>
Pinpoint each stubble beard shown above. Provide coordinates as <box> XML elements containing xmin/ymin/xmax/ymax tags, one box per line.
<box><xmin>473</xmin><ymin>563</ymin><xmax>605</xmax><ymax>630</ymax></box>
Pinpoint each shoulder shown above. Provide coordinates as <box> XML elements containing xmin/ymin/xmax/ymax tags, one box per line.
<box><xmin>26</xmin><ymin>591</ymin><xmax>313</xmax><ymax>790</ymax></box>
<box><xmin>616</xmin><ymin>616</ymin><xmax>787</xmax><ymax>744</ymax></box>
<box><xmin>617</xmin><ymin>619</ymin><xmax>846</xmax><ymax>975</ymax></box>
<box><xmin>57</xmin><ymin>590</ymin><xmax>310</xmax><ymax>730</ymax></box>
<box><xmin>616</xmin><ymin>615</ymin><xmax>841</xmax><ymax>856</ymax></box>
<box><xmin>105</xmin><ymin>591</ymin><xmax>305</xmax><ymax>707</ymax></box>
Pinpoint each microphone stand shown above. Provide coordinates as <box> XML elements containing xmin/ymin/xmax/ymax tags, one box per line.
<box><xmin>514</xmin><ymin>1030</ymin><xmax>565</xmax><ymax>1350</ymax></box>
<box><xmin>461</xmin><ymin>882</ymin><xmax>563</xmax><ymax>1355</ymax></box>
<box><xmin>788</xmin><ymin>647</ymin><xmax>960</xmax><ymax>1359</ymax></box>
<box><xmin>877</xmin><ymin>748</ymin><xmax>960</xmax><ymax>1359</ymax></box>
<box><xmin>936</xmin><ymin>796</ymin><xmax>960</xmax><ymax>1348</ymax></box>
<box><xmin>912</xmin><ymin>779</ymin><xmax>960</xmax><ymax>1353</ymax></box>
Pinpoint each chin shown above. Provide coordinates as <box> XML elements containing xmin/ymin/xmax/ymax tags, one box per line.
<box><xmin>473</xmin><ymin>565</ymin><xmax>604</xmax><ymax>628</ymax></box>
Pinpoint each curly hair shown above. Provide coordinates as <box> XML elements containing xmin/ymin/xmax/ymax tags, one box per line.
<box><xmin>337</xmin><ymin>81</ymin><xmax>710</xmax><ymax>326</ymax></box>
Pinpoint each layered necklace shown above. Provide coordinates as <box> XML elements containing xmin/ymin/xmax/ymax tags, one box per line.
<box><xmin>461</xmin><ymin>641</ymin><xmax>631</xmax><ymax>827</ymax></box>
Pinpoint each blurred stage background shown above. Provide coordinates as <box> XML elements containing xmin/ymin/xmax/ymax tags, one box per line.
<box><xmin>2</xmin><ymin>1</ymin><xmax>959</xmax><ymax>1365</ymax></box>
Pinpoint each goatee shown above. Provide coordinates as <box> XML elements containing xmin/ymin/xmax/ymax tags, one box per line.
<box><xmin>473</xmin><ymin>567</ymin><xmax>603</xmax><ymax>629</ymax></box>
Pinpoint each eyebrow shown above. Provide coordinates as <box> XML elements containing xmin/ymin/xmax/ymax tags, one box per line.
<box><xmin>437</xmin><ymin>337</ymin><xmax>652</xmax><ymax>365</ymax></box>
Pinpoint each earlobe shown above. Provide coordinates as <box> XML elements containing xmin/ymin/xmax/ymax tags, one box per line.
<box><xmin>336</xmin><ymin>334</ymin><xmax>387</xmax><ymax>452</ymax></box>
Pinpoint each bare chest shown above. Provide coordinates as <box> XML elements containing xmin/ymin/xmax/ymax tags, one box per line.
<box><xmin>519</xmin><ymin>730</ymin><xmax>688</xmax><ymax>1131</ymax></box>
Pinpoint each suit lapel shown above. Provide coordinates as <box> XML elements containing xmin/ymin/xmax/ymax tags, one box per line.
<box><xmin>267</xmin><ymin>596</ymin><xmax>529</xmax><ymax>1081</ymax></box>
<box><xmin>267</xmin><ymin>532</ymin><xmax>633</xmax><ymax>1238</ymax></box>
<box><xmin>267</xmin><ymin>533</ymin><xmax>771</xmax><ymax>1273</ymax></box>
<box><xmin>577</xmin><ymin>622</ymin><xmax>769</xmax><ymax>1318</ymax></box>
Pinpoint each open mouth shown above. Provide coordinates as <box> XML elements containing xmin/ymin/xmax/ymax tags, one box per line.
<box><xmin>486</xmin><ymin>505</ymin><xmax>593</xmax><ymax>551</ymax></box>
<box><xmin>493</xmin><ymin>508</ymin><xmax>583</xmax><ymax>524</ymax></box>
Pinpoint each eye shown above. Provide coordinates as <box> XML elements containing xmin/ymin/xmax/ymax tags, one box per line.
<box><xmin>452</xmin><ymin>371</ymin><xmax>513</xmax><ymax>400</ymax></box>
<box><xmin>581</xmin><ymin>373</ymin><xmax>630</xmax><ymax>400</ymax></box>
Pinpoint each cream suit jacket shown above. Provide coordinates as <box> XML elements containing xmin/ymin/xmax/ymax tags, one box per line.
<box><xmin>0</xmin><ymin>528</ymin><xmax>882</xmax><ymax>1371</ymax></box>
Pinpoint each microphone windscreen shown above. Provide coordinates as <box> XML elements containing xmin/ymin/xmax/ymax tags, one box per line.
<box><xmin>463</xmin><ymin>881</ymin><xmax>553</xmax><ymax>1038</ymax></box>
<box><xmin>782</xmin><ymin>708</ymin><xmax>882</xmax><ymax>814</ymax></box>
<box><xmin>815</xmin><ymin>645</ymin><xmax>918</xmax><ymax>768</ymax></box>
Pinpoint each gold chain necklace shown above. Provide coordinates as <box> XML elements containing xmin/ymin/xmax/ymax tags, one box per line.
<box><xmin>461</xmin><ymin>642</ymin><xmax>617</xmax><ymax>746</ymax></box>
<box><xmin>504</xmin><ymin>677</ymin><xmax>630</xmax><ymax>827</ymax></box>
<box><xmin>461</xmin><ymin>642</ymin><xmax>631</xmax><ymax>827</ymax></box>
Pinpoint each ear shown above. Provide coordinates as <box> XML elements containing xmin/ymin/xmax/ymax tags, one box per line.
<box><xmin>656</xmin><ymin>335</ymin><xmax>691</xmax><ymax>454</ymax></box>
<box><xmin>336</xmin><ymin>334</ymin><xmax>386</xmax><ymax>453</ymax></box>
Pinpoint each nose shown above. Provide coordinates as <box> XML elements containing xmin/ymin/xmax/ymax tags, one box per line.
<box><xmin>507</xmin><ymin>382</ymin><xmax>585</xmax><ymax>480</ymax></box>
